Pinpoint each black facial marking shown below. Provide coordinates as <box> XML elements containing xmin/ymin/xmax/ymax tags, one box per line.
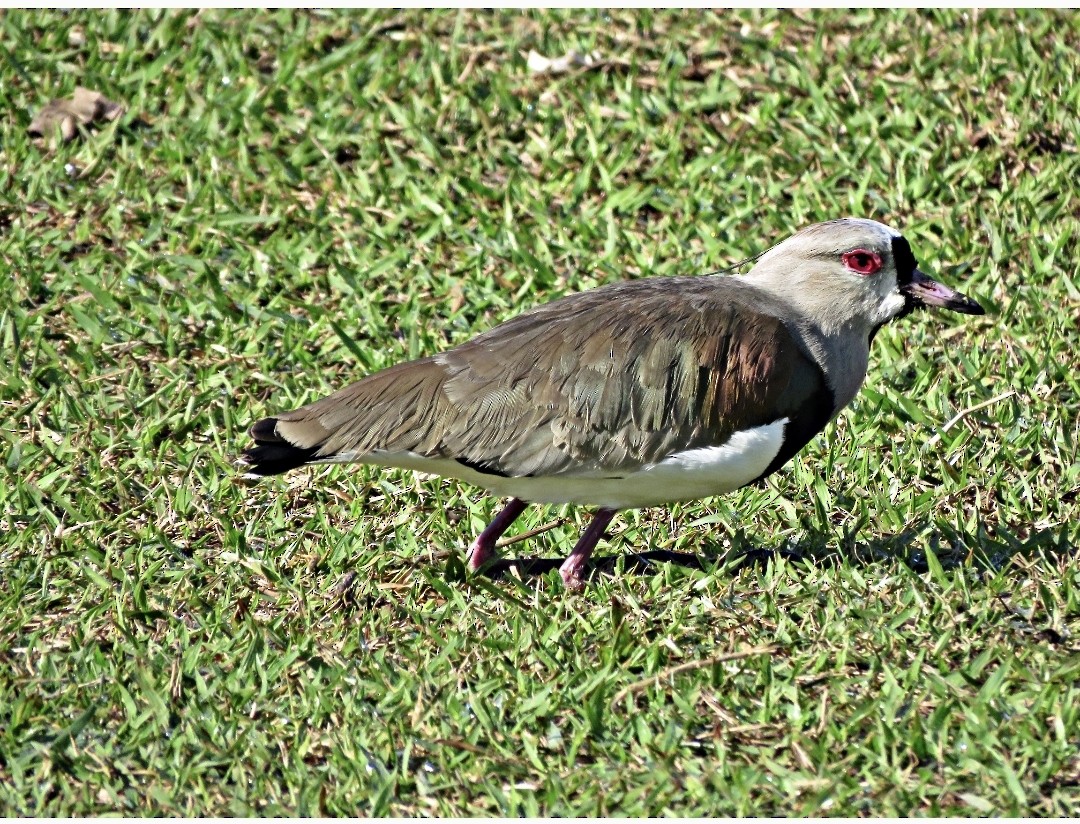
<box><xmin>891</xmin><ymin>236</ymin><xmax>918</xmax><ymax>286</ymax></box>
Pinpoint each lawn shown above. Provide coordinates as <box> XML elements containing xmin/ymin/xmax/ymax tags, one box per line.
<box><xmin>1</xmin><ymin>8</ymin><xmax>1079</xmax><ymax>816</ymax></box>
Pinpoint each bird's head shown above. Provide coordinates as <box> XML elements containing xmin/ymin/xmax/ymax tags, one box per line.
<box><xmin>747</xmin><ymin>218</ymin><xmax>985</xmax><ymax>337</ymax></box>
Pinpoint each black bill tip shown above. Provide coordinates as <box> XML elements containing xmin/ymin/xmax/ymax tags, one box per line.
<box><xmin>943</xmin><ymin>294</ymin><xmax>986</xmax><ymax>316</ymax></box>
<box><xmin>901</xmin><ymin>269</ymin><xmax>985</xmax><ymax>316</ymax></box>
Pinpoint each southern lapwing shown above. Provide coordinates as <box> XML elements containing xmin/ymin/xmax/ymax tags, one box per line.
<box><xmin>241</xmin><ymin>218</ymin><xmax>984</xmax><ymax>589</ymax></box>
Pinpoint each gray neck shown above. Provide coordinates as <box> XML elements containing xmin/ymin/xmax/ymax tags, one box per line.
<box><xmin>793</xmin><ymin>319</ymin><xmax>872</xmax><ymax>411</ymax></box>
<box><xmin>742</xmin><ymin>262</ymin><xmax>880</xmax><ymax>411</ymax></box>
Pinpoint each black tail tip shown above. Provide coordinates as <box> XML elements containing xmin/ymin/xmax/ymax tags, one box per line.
<box><xmin>249</xmin><ymin>416</ymin><xmax>281</xmax><ymax>442</ymax></box>
<box><xmin>240</xmin><ymin>417</ymin><xmax>321</xmax><ymax>477</ymax></box>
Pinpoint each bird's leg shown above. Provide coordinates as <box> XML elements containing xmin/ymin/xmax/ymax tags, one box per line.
<box><xmin>465</xmin><ymin>497</ymin><xmax>529</xmax><ymax>571</ymax></box>
<box><xmin>559</xmin><ymin>508</ymin><xmax>617</xmax><ymax>591</ymax></box>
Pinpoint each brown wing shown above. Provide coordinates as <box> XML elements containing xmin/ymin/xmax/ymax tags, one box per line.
<box><xmin>245</xmin><ymin>277</ymin><xmax>835</xmax><ymax>480</ymax></box>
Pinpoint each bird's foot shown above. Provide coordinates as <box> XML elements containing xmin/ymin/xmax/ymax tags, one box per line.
<box><xmin>557</xmin><ymin>507</ymin><xmax>617</xmax><ymax>591</ymax></box>
<box><xmin>465</xmin><ymin>497</ymin><xmax>529</xmax><ymax>572</ymax></box>
<box><xmin>558</xmin><ymin>557</ymin><xmax>588</xmax><ymax>591</ymax></box>
<box><xmin>465</xmin><ymin>538</ymin><xmax>497</xmax><ymax>572</ymax></box>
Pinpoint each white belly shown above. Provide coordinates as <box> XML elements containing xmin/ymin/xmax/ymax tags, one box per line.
<box><xmin>339</xmin><ymin>418</ymin><xmax>789</xmax><ymax>509</ymax></box>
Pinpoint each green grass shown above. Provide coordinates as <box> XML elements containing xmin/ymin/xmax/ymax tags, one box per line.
<box><xmin>2</xmin><ymin>8</ymin><xmax>1079</xmax><ymax>816</ymax></box>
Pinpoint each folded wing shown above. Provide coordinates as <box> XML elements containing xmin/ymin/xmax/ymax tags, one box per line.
<box><xmin>243</xmin><ymin>277</ymin><xmax>835</xmax><ymax>484</ymax></box>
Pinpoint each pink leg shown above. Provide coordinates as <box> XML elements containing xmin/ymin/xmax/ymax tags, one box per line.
<box><xmin>559</xmin><ymin>508</ymin><xmax>617</xmax><ymax>591</ymax></box>
<box><xmin>465</xmin><ymin>498</ymin><xmax>529</xmax><ymax>571</ymax></box>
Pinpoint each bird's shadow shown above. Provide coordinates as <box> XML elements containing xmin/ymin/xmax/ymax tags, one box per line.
<box><xmin>461</xmin><ymin>521</ymin><xmax>1075</xmax><ymax>584</ymax></box>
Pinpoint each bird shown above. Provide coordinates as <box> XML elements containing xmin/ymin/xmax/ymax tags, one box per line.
<box><xmin>240</xmin><ymin>218</ymin><xmax>984</xmax><ymax>590</ymax></box>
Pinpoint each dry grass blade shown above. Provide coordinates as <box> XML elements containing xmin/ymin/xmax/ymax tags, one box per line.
<box><xmin>926</xmin><ymin>390</ymin><xmax>1017</xmax><ymax>447</ymax></box>
<box><xmin>611</xmin><ymin>644</ymin><xmax>780</xmax><ymax>708</ymax></box>
<box><xmin>496</xmin><ymin>518</ymin><xmax>564</xmax><ymax>548</ymax></box>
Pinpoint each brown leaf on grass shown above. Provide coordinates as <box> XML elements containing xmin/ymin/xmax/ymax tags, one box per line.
<box><xmin>28</xmin><ymin>86</ymin><xmax>124</xmax><ymax>144</ymax></box>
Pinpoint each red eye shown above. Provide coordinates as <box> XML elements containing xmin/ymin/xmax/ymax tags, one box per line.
<box><xmin>842</xmin><ymin>249</ymin><xmax>883</xmax><ymax>275</ymax></box>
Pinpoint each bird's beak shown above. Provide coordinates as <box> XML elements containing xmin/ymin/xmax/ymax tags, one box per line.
<box><xmin>901</xmin><ymin>269</ymin><xmax>985</xmax><ymax>315</ymax></box>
